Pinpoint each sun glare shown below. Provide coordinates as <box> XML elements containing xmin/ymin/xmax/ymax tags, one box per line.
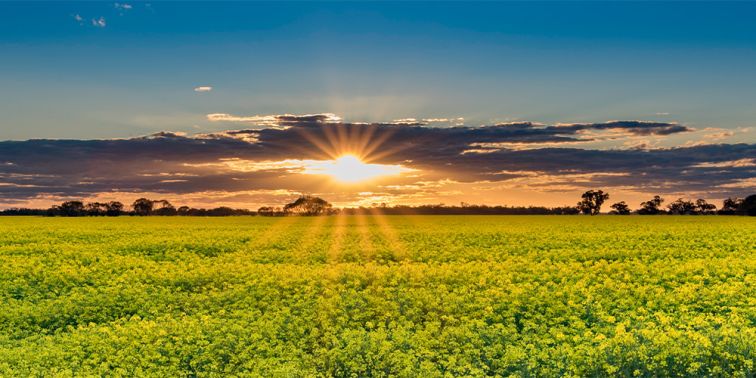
<box><xmin>305</xmin><ymin>154</ymin><xmax>408</xmax><ymax>183</ymax></box>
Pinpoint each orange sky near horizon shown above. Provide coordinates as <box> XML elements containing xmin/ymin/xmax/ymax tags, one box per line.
<box><xmin>0</xmin><ymin>114</ymin><xmax>753</xmax><ymax>211</ymax></box>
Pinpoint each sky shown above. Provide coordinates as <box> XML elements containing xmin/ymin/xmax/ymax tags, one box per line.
<box><xmin>0</xmin><ymin>1</ymin><xmax>754</xmax><ymax>210</ymax></box>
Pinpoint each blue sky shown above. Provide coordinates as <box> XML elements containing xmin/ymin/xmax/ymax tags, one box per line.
<box><xmin>2</xmin><ymin>1</ymin><xmax>756</xmax><ymax>140</ymax></box>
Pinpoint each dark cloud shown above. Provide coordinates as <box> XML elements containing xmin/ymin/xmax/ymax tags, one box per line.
<box><xmin>0</xmin><ymin>115</ymin><xmax>752</xmax><ymax>204</ymax></box>
<box><xmin>552</xmin><ymin>121</ymin><xmax>693</xmax><ymax>136</ymax></box>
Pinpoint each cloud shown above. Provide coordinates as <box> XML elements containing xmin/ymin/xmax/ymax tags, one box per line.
<box><xmin>193</xmin><ymin>86</ymin><xmax>213</xmax><ymax>93</ymax></box>
<box><xmin>206</xmin><ymin>113</ymin><xmax>342</xmax><ymax>128</ymax></box>
<box><xmin>554</xmin><ymin>120</ymin><xmax>693</xmax><ymax>136</ymax></box>
<box><xmin>692</xmin><ymin>158</ymin><xmax>756</xmax><ymax>168</ymax></box>
<box><xmin>386</xmin><ymin>117</ymin><xmax>465</xmax><ymax>126</ymax></box>
<box><xmin>717</xmin><ymin>177</ymin><xmax>756</xmax><ymax>189</ymax></box>
<box><xmin>391</xmin><ymin>118</ymin><xmax>422</xmax><ymax>125</ymax></box>
<box><xmin>208</xmin><ymin>113</ymin><xmax>692</xmax><ymax>137</ymax></box>
<box><xmin>0</xmin><ymin>113</ymin><xmax>752</xmax><ymax>208</ymax></box>
<box><xmin>73</xmin><ymin>14</ymin><xmax>83</xmax><ymax>24</ymax></box>
<box><xmin>91</xmin><ymin>17</ymin><xmax>106</xmax><ymax>28</ymax></box>
<box><xmin>114</xmin><ymin>3</ymin><xmax>132</xmax><ymax>10</ymax></box>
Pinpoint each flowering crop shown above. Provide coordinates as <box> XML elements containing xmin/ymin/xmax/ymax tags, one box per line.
<box><xmin>0</xmin><ymin>216</ymin><xmax>754</xmax><ymax>376</ymax></box>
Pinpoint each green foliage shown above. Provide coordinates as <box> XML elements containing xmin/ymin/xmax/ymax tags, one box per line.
<box><xmin>0</xmin><ymin>216</ymin><xmax>754</xmax><ymax>377</ymax></box>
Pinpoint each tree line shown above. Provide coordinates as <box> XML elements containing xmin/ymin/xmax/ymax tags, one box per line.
<box><xmin>575</xmin><ymin>190</ymin><xmax>755</xmax><ymax>216</ymax></box>
<box><xmin>344</xmin><ymin>193</ymin><xmax>754</xmax><ymax>216</ymax></box>
<box><xmin>0</xmin><ymin>193</ymin><xmax>754</xmax><ymax>217</ymax></box>
<box><xmin>0</xmin><ymin>198</ymin><xmax>254</xmax><ymax>217</ymax></box>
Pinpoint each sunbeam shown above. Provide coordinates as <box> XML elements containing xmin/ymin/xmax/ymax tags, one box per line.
<box><xmin>303</xmin><ymin>154</ymin><xmax>410</xmax><ymax>183</ymax></box>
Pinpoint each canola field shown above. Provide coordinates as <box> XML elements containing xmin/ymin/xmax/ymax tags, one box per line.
<box><xmin>0</xmin><ymin>215</ymin><xmax>754</xmax><ymax>377</ymax></box>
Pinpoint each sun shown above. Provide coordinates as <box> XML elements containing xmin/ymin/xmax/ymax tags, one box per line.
<box><xmin>304</xmin><ymin>154</ymin><xmax>409</xmax><ymax>183</ymax></box>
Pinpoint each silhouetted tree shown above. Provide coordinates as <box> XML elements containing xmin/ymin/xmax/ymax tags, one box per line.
<box><xmin>132</xmin><ymin>198</ymin><xmax>153</xmax><ymax>216</ymax></box>
<box><xmin>59</xmin><ymin>201</ymin><xmax>85</xmax><ymax>216</ymax></box>
<box><xmin>46</xmin><ymin>205</ymin><xmax>61</xmax><ymax>216</ymax></box>
<box><xmin>553</xmin><ymin>206</ymin><xmax>581</xmax><ymax>215</ymax></box>
<box><xmin>207</xmin><ymin>207</ymin><xmax>235</xmax><ymax>216</ymax></box>
<box><xmin>258</xmin><ymin>206</ymin><xmax>276</xmax><ymax>216</ymax></box>
<box><xmin>609</xmin><ymin>201</ymin><xmax>631</xmax><ymax>215</ymax></box>
<box><xmin>284</xmin><ymin>195</ymin><xmax>333</xmax><ymax>216</ymax></box>
<box><xmin>742</xmin><ymin>194</ymin><xmax>756</xmax><ymax>216</ymax></box>
<box><xmin>0</xmin><ymin>208</ymin><xmax>47</xmax><ymax>216</ymax></box>
<box><xmin>577</xmin><ymin>190</ymin><xmax>609</xmax><ymax>215</ymax></box>
<box><xmin>85</xmin><ymin>202</ymin><xmax>107</xmax><ymax>216</ymax></box>
<box><xmin>105</xmin><ymin>201</ymin><xmax>124</xmax><ymax>216</ymax></box>
<box><xmin>695</xmin><ymin>199</ymin><xmax>716</xmax><ymax>215</ymax></box>
<box><xmin>186</xmin><ymin>208</ymin><xmax>204</xmax><ymax>216</ymax></box>
<box><xmin>638</xmin><ymin>196</ymin><xmax>665</xmax><ymax>215</ymax></box>
<box><xmin>152</xmin><ymin>200</ymin><xmax>177</xmax><ymax>216</ymax></box>
<box><xmin>667</xmin><ymin>198</ymin><xmax>697</xmax><ymax>215</ymax></box>
<box><xmin>177</xmin><ymin>206</ymin><xmax>191</xmax><ymax>216</ymax></box>
<box><xmin>719</xmin><ymin>197</ymin><xmax>743</xmax><ymax>215</ymax></box>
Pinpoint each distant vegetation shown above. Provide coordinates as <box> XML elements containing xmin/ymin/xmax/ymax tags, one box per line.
<box><xmin>343</xmin><ymin>193</ymin><xmax>755</xmax><ymax>216</ymax></box>
<box><xmin>1</xmin><ymin>192</ymin><xmax>754</xmax><ymax>216</ymax></box>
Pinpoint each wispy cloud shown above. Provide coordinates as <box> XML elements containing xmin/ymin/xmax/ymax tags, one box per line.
<box><xmin>72</xmin><ymin>14</ymin><xmax>83</xmax><ymax>24</ymax></box>
<box><xmin>206</xmin><ymin>113</ymin><xmax>342</xmax><ymax>127</ymax></box>
<box><xmin>91</xmin><ymin>17</ymin><xmax>106</xmax><ymax>28</ymax></box>
<box><xmin>692</xmin><ymin>158</ymin><xmax>756</xmax><ymax>168</ymax></box>
<box><xmin>386</xmin><ymin>117</ymin><xmax>464</xmax><ymax>126</ymax></box>
<box><xmin>114</xmin><ymin>3</ymin><xmax>133</xmax><ymax>11</ymax></box>
<box><xmin>193</xmin><ymin>86</ymin><xmax>213</xmax><ymax>93</ymax></box>
<box><xmin>206</xmin><ymin>113</ymin><xmax>281</xmax><ymax>126</ymax></box>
